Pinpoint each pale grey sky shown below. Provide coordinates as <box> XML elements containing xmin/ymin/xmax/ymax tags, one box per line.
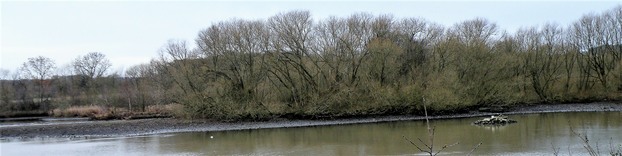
<box><xmin>1</xmin><ymin>1</ymin><xmax>621</xmax><ymax>75</ymax></box>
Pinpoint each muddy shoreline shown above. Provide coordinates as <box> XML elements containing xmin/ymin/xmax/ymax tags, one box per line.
<box><xmin>1</xmin><ymin>102</ymin><xmax>621</xmax><ymax>139</ymax></box>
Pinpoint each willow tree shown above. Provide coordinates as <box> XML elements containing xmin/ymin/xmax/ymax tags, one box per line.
<box><xmin>196</xmin><ymin>19</ymin><xmax>270</xmax><ymax>103</ymax></box>
<box><xmin>518</xmin><ymin>24</ymin><xmax>564</xmax><ymax>102</ymax></box>
<box><xmin>571</xmin><ymin>13</ymin><xmax>620</xmax><ymax>90</ymax></box>
<box><xmin>264</xmin><ymin>11</ymin><xmax>318</xmax><ymax>107</ymax></box>
<box><xmin>447</xmin><ymin>18</ymin><xmax>505</xmax><ymax>105</ymax></box>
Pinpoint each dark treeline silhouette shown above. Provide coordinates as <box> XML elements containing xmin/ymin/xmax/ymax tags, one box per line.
<box><xmin>1</xmin><ymin>6</ymin><xmax>621</xmax><ymax>120</ymax></box>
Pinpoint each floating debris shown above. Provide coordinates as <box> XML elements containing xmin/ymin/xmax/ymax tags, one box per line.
<box><xmin>473</xmin><ymin>114</ymin><xmax>517</xmax><ymax>125</ymax></box>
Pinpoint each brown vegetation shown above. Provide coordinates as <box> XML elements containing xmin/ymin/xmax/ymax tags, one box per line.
<box><xmin>50</xmin><ymin>106</ymin><xmax>124</xmax><ymax>120</ymax></box>
<box><xmin>48</xmin><ymin>104</ymin><xmax>181</xmax><ymax>120</ymax></box>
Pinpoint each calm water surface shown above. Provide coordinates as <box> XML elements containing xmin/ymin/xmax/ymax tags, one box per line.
<box><xmin>2</xmin><ymin>112</ymin><xmax>621</xmax><ymax>155</ymax></box>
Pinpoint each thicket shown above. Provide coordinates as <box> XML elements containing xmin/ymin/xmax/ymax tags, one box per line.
<box><xmin>1</xmin><ymin>6</ymin><xmax>621</xmax><ymax>120</ymax></box>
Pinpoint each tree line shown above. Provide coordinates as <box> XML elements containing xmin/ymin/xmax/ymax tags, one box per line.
<box><xmin>1</xmin><ymin>6</ymin><xmax>621</xmax><ymax>120</ymax></box>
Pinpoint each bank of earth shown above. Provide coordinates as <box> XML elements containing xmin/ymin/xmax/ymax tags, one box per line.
<box><xmin>1</xmin><ymin>102</ymin><xmax>621</xmax><ymax>139</ymax></box>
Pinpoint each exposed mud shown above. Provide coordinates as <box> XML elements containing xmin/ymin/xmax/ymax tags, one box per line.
<box><xmin>1</xmin><ymin>102</ymin><xmax>621</xmax><ymax>139</ymax></box>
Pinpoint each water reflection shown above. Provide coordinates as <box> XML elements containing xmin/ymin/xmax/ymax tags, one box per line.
<box><xmin>1</xmin><ymin>112</ymin><xmax>621</xmax><ymax>155</ymax></box>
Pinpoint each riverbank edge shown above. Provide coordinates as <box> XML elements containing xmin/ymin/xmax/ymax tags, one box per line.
<box><xmin>1</xmin><ymin>102</ymin><xmax>621</xmax><ymax>139</ymax></box>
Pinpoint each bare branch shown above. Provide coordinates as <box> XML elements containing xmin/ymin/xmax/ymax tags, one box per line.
<box><xmin>73</xmin><ymin>52</ymin><xmax>111</xmax><ymax>78</ymax></box>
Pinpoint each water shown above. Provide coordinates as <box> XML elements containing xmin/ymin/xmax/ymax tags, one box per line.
<box><xmin>2</xmin><ymin>112</ymin><xmax>621</xmax><ymax>155</ymax></box>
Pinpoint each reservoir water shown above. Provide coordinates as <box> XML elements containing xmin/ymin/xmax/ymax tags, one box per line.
<box><xmin>2</xmin><ymin>111</ymin><xmax>621</xmax><ymax>155</ymax></box>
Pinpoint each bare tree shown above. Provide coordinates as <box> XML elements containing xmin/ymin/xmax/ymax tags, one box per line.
<box><xmin>21</xmin><ymin>56</ymin><xmax>56</xmax><ymax>80</ymax></box>
<box><xmin>265</xmin><ymin>11</ymin><xmax>319</xmax><ymax>106</ymax></box>
<box><xmin>395</xmin><ymin>18</ymin><xmax>444</xmax><ymax>78</ymax></box>
<box><xmin>518</xmin><ymin>24</ymin><xmax>564</xmax><ymax>101</ymax></box>
<box><xmin>571</xmin><ymin>13</ymin><xmax>619</xmax><ymax>90</ymax></box>
<box><xmin>72</xmin><ymin>52</ymin><xmax>112</xmax><ymax>105</ymax></box>
<box><xmin>197</xmin><ymin>19</ymin><xmax>269</xmax><ymax>101</ymax></box>
<box><xmin>73</xmin><ymin>52</ymin><xmax>111</xmax><ymax>79</ymax></box>
<box><xmin>447</xmin><ymin>18</ymin><xmax>506</xmax><ymax>105</ymax></box>
<box><xmin>20</xmin><ymin>56</ymin><xmax>56</xmax><ymax>110</ymax></box>
<box><xmin>451</xmin><ymin>17</ymin><xmax>499</xmax><ymax>47</ymax></box>
<box><xmin>561</xmin><ymin>28</ymin><xmax>579</xmax><ymax>92</ymax></box>
<box><xmin>159</xmin><ymin>40</ymin><xmax>203</xmax><ymax>95</ymax></box>
<box><xmin>54</xmin><ymin>64</ymin><xmax>81</xmax><ymax>106</ymax></box>
<box><xmin>367</xmin><ymin>15</ymin><xmax>398</xmax><ymax>85</ymax></box>
<box><xmin>449</xmin><ymin>17</ymin><xmax>500</xmax><ymax>79</ymax></box>
<box><xmin>0</xmin><ymin>69</ymin><xmax>9</xmax><ymax>80</ymax></box>
<box><xmin>0</xmin><ymin>69</ymin><xmax>12</xmax><ymax>108</ymax></box>
<box><xmin>125</xmin><ymin>64</ymin><xmax>149</xmax><ymax>112</ymax></box>
<box><xmin>366</xmin><ymin>37</ymin><xmax>402</xmax><ymax>85</ymax></box>
<box><xmin>313</xmin><ymin>15</ymin><xmax>365</xmax><ymax>87</ymax></box>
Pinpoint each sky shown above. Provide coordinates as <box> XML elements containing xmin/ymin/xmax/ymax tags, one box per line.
<box><xmin>1</xmin><ymin>0</ymin><xmax>621</xmax><ymax>76</ymax></box>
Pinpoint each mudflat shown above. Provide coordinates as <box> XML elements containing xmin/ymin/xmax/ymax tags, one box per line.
<box><xmin>1</xmin><ymin>102</ymin><xmax>621</xmax><ymax>139</ymax></box>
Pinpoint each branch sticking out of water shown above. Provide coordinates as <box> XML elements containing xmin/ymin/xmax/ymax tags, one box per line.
<box><xmin>570</xmin><ymin>124</ymin><xmax>599</xmax><ymax>156</ymax></box>
<box><xmin>435</xmin><ymin>141</ymin><xmax>459</xmax><ymax>156</ymax></box>
<box><xmin>610</xmin><ymin>138</ymin><xmax>622</xmax><ymax>156</ymax></box>
<box><xmin>468</xmin><ymin>141</ymin><xmax>483</xmax><ymax>156</ymax></box>
<box><xmin>403</xmin><ymin>135</ymin><xmax>426</xmax><ymax>153</ymax></box>
<box><xmin>402</xmin><ymin>97</ymin><xmax>470</xmax><ymax>156</ymax></box>
<box><xmin>551</xmin><ymin>142</ymin><xmax>561</xmax><ymax>156</ymax></box>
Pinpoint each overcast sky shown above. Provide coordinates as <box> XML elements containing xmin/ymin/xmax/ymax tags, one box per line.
<box><xmin>1</xmin><ymin>1</ymin><xmax>621</xmax><ymax>75</ymax></box>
